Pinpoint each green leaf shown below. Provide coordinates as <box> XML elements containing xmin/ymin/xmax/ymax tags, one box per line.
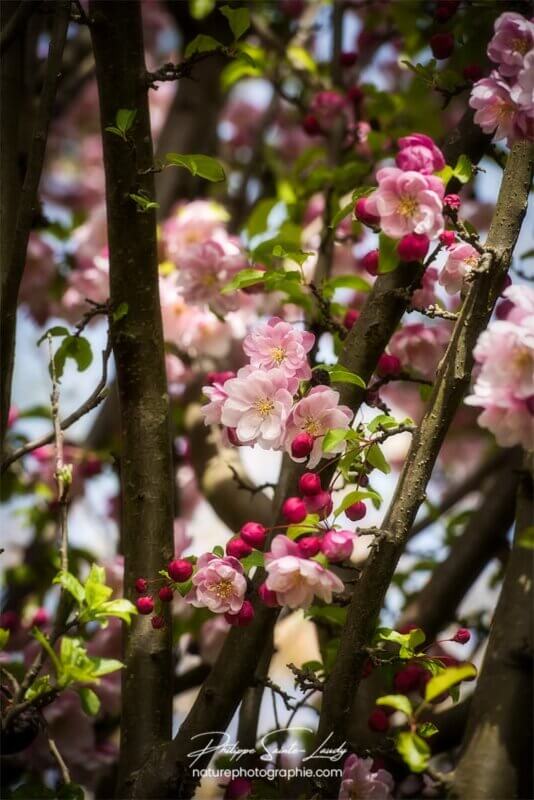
<box><xmin>287</xmin><ymin>44</ymin><xmax>317</xmax><ymax>73</ymax></box>
<box><xmin>324</xmin><ymin>274</ymin><xmax>371</xmax><ymax>293</ymax></box>
<box><xmin>184</xmin><ymin>34</ymin><xmax>221</xmax><ymax>58</ymax></box>
<box><xmin>221</xmin><ymin>268</ymin><xmax>266</xmax><ymax>294</ymax></box>
<box><xmin>417</xmin><ymin>721</ymin><xmax>438</xmax><ymax>738</ymax></box>
<box><xmin>241</xmin><ymin>550</ymin><xmax>265</xmax><ymax>571</ymax></box>
<box><xmin>53</xmin><ymin>336</ymin><xmax>93</xmax><ymax>379</ymax></box>
<box><xmin>322</xmin><ymin>428</ymin><xmax>350</xmax><ymax>453</ymax></box>
<box><xmin>25</xmin><ymin>674</ymin><xmax>53</xmax><ymax>701</ymax></box>
<box><xmin>378</xmin><ymin>233</ymin><xmax>400</xmax><ymax>274</ymax></box>
<box><xmin>395</xmin><ymin>731</ymin><xmax>430</xmax><ymax>773</ymax></box>
<box><xmin>0</xmin><ymin>628</ymin><xmax>10</xmax><ymax>649</ymax></box>
<box><xmin>329</xmin><ymin>201</ymin><xmax>354</xmax><ymax>229</ymax></box>
<box><xmin>245</xmin><ymin>197</ymin><xmax>278</xmax><ymax>237</ymax></box>
<box><xmin>94</xmin><ymin>598</ymin><xmax>137</xmax><ymax>624</ymax></box>
<box><xmin>57</xmin><ymin>784</ymin><xmax>84</xmax><ymax>800</ymax></box>
<box><xmin>90</xmin><ymin>657</ymin><xmax>124</xmax><ymax>677</ymax></box>
<box><xmin>220</xmin><ymin>5</ymin><xmax>250</xmax><ymax>40</ymax></box>
<box><xmin>165</xmin><ymin>153</ymin><xmax>225</xmax><ymax>182</ymax></box>
<box><xmin>366</xmin><ymin>443</ymin><xmax>391</xmax><ymax>474</ymax></box>
<box><xmin>213</xmin><ymin>545</ymin><xmax>224</xmax><ymax>557</ymax></box>
<box><xmin>113</xmin><ymin>302</ymin><xmax>129</xmax><ymax>322</ymax></box>
<box><xmin>377</xmin><ymin>694</ymin><xmax>413</xmax><ymax>717</ymax></box>
<box><xmin>327</xmin><ymin>365</ymin><xmax>366</xmax><ymax>388</ymax></box>
<box><xmin>53</xmin><ymin>570</ymin><xmax>85</xmax><ymax>605</ymax></box>
<box><xmin>78</xmin><ymin>686</ymin><xmax>101</xmax><ymax>716</ymax></box>
<box><xmin>37</xmin><ymin>326</ymin><xmax>69</xmax><ymax>346</ymax></box>
<box><xmin>286</xmin><ymin>514</ymin><xmax>320</xmax><ymax>540</ymax></box>
<box><xmin>367</xmin><ymin>414</ymin><xmax>401</xmax><ymax>433</ymax></box>
<box><xmin>425</xmin><ymin>664</ymin><xmax>477</xmax><ymax>702</ymax></box>
<box><xmin>453</xmin><ymin>154</ymin><xmax>473</xmax><ymax>184</ymax></box>
<box><xmin>189</xmin><ymin>0</ymin><xmax>215</xmax><ymax>19</ymax></box>
<box><xmin>221</xmin><ymin>58</ymin><xmax>261</xmax><ymax>90</ymax></box>
<box><xmin>436</xmin><ymin>164</ymin><xmax>454</xmax><ymax>184</ymax></box>
<box><xmin>116</xmin><ymin>109</ymin><xmax>137</xmax><ymax>133</ymax></box>
<box><xmin>376</xmin><ymin>627</ymin><xmax>426</xmax><ymax>659</ymax></box>
<box><xmin>129</xmin><ymin>192</ymin><xmax>159</xmax><ymax>212</ymax></box>
<box><xmin>335</xmin><ymin>488</ymin><xmax>382</xmax><ymax>517</ymax></box>
<box><xmin>518</xmin><ymin>525</ymin><xmax>534</xmax><ymax>549</ymax></box>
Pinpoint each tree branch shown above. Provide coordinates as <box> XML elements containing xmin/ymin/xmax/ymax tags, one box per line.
<box><xmin>1</xmin><ymin>0</ymin><xmax>70</xmax><ymax>451</ymax></box>
<box><xmin>89</xmin><ymin>2</ymin><xmax>175</xmax><ymax>794</ymax></box>
<box><xmin>314</xmin><ymin>140</ymin><xmax>533</xmax><ymax>784</ymax></box>
<box><xmin>452</xmin><ymin>454</ymin><xmax>533</xmax><ymax>799</ymax></box>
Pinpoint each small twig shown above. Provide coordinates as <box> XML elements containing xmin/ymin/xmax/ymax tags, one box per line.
<box><xmin>288</xmin><ymin>663</ymin><xmax>324</xmax><ymax>693</ymax></box>
<box><xmin>146</xmin><ymin>50</ymin><xmax>218</xmax><ymax>88</ymax></box>
<box><xmin>368</xmin><ymin>370</ymin><xmax>433</xmax><ymax>393</ymax></box>
<box><xmin>2</xmin><ymin>330</ymin><xmax>112</xmax><ymax>472</ymax></box>
<box><xmin>49</xmin><ymin>336</ymin><xmax>69</xmax><ymax>574</ymax></box>
<box><xmin>410</xmin><ymin>305</ymin><xmax>459</xmax><ymax>322</ymax></box>
<box><xmin>228</xmin><ymin>464</ymin><xmax>275</xmax><ymax>496</ymax></box>
<box><xmin>47</xmin><ymin>734</ymin><xmax>71</xmax><ymax>785</ymax></box>
<box><xmin>260</xmin><ymin>677</ymin><xmax>296</xmax><ymax>711</ymax></box>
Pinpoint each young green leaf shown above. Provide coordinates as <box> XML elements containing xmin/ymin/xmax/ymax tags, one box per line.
<box><xmin>417</xmin><ymin>721</ymin><xmax>439</xmax><ymax>738</ymax></box>
<box><xmin>453</xmin><ymin>154</ymin><xmax>473</xmax><ymax>184</ymax></box>
<box><xmin>0</xmin><ymin>628</ymin><xmax>10</xmax><ymax>649</ymax></box>
<box><xmin>78</xmin><ymin>687</ymin><xmax>101</xmax><ymax>716</ymax></box>
<box><xmin>37</xmin><ymin>326</ymin><xmax>69</xmax><ymax>346</ymax></box>
<box><xmin>220</xmin><ymin>5</ymin><xmax>250</xmax><ymax>40</ymax></box>
<box><xmin>116</xmin><ymin>108</ymin><xmax>137</xmax><ymax>133</ymax></box>
<box><xmin>184</xmin><ymin>34</ymin><xmax>221</xmax><ymax>58</ymax></box>
<box><xmin>327</xmin><ymin>365</ymin><xmax>366</xmax><ymax>388</ymax></box>
<box><xmin>53</xmin><ymin>570</ymin><xmax>85</xmax><ymax>605</ymax></box>
<box><xmin>395</xmin><ymin>731</ymin><xmax>431</xmax><ymax>772</ymax></box>
<box><xmin>322</xmin><ymin>428</ymin><xmax>350</xmax><ymax>453</ymax></box>
<box><xmin>377</xmin><ymin>694</ymin><xmax>413</xmax><ymax>718</ymax></box>
<box><xmin>376</xmin><ymin>627</ymin><xmax>426</xmax><ymax>658</ymax></box>
<box><xmin>25</xmin><ymin>674</ymin><xmax>53</xmax><ymax>701</ymax></box>
<box><xmin>366</xmin><ymin>443</ymin><xmax>391</xmax><ymax>474</ymax></box>
<box><xmin>221</xmin><ymin>268</ymin><xmax>266</xmax><ymax>294</ymax></box>
<box><xmin>424</xmin><ymin>663</ymin><xmax>477</xmax><ymax>703</ymax></box>
<box><xmin>324</xmin><ymin>274</ymin><xmax>371</xmax><ymax>293</ymax></box>
<box><xmin>53</xmin><ymin>336</ymin><xmax>93</xmax><ymax>379</ymax></box>
<box><xmin>378</xmin><ymin>232</ymin><xmax>400</xmax><ymax>274</ymax></box>
<box><xmin>165</xmin><ymin>153</ymin><xmax>225</xmax><ymax>182</ymax></box>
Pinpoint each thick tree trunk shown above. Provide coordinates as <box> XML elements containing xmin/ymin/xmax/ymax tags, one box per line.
<box><xmin>89</xmin><ymin>3</ymin><xmax>175</xmax><ymax>795</ymax></box>
<box><xmin>453</xmin><ymin>456</ymin><xmax>533</xmax><ymax>800</ymax></box>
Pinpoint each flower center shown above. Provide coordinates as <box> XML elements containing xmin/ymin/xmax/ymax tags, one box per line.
<box><xmin>212</xmin><ymin>579</ymin><xmax>234</xmax><ymax>599</ymax></box>
<box><xmin>512</xmin><ymin>37</ymin><xmax>529</xmax><ymax>55</ymax></box>
<box><xmin>514</xmin><ymin>348</ymin><xmax>533</xmax><ymax>371</ymax></box>
<box><xmin>398</xmin><ymin>195</ymin><xmax>418</xmax><ymax>218</ymax></box>
<box><xmin>270</xmin><ymin>346</ymin><xmax>286</xmax><ymax>365</ymax></box>
<box><xmin>255</xmin><ymin>397</ymin><xmax>275</xmax><ymax>417</ymax></box>
<box><xmin>464</xmin><ymin>255</ymin><xmax>479</xmax><ymax>268</ymax></box>
<box><xmin>200</xmin><ymin>272</ymin><xmax>217</xmax><ymax>287</ymax></box>
<box><xmin>303</xmin><ymin>417</ymin><xmax>321</xmax><ymax>436</ymax></box>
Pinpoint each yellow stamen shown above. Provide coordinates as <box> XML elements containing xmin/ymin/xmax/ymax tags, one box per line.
<box><xmin>212</xmin><ymin>579</ymin><xmax>234</xmax><ymax>599</ymax></box>
<box><xmin>303</xmin><ymin>417</ymin><xmax>321</xmax><ymax>436</ymax></box>
<box><xmin>398</xmin><ymin>195</ymin><xmax>418</xmax><ymax>218</ymax></box>
<box><xmin>270</xmin><ymin>346</ymin><xmax>286</xmax><ymax>366</ymax></box>
<box><xmin>255</xmin><ymin>398</ymin><xmax>275</xmax><ymax>417</ymax></box>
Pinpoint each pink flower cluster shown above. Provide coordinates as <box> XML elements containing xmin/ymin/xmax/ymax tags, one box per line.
<box><xmin>338</xmin><ymin>754</ymin><xmax>394</xmax><ymax>800</ymax></box>
<box><xmin>201</xmin><ymin>317</ymin><xmax>354</xmax><ymax>464</ymax></box>
<box><xmin>470</xmin><ymin>12</ymin><xmax>534</xmax><ymax>145</ymax></box>
<box><xmin>465</xmin><ymin>285</ymin><xmax>534</xmax><ymax>449</ymax></box>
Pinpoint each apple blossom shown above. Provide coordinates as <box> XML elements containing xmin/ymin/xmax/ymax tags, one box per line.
<box><xmin>185</xmin><ymin>553</ymin><xmax>247</xmax><ymax>614</ymax></box>
<box><xmin>322</xmin><ymin>530</ymin><xmax>355</xmax><ymax>562</ymax></box>
<box><xmin>175</xmin><ymin>239</ymin><xmax>247</xmax><ymax>313</ymax></box>
<box><xmin>395</xmin><ymin>133</ymin><xmax>445</xmax><ymax>175</ymax></box>
<box><xmin>285</xmin><ymin>386</ymin><xmax>354</xmax><ymax>468</ymax></box>
<box><xmin>264</xmin><ymin>535</ymin><xmax>344</xmax><ymax>609</ymax></box>
<box><xmin>243</xmin><ymin>316</ymin><xmax>315</xmax><ymax>380</ymax></box>
<box><xmin>365</xmin><ymin>167</ymin><xmax>445</xmax><ymax>240</ymax></box>
<box><xmin>487</xmin><ymin>12</ymin><xmax>534</xmax><ymax>77</ymax></box>
<box><xmin>338</xmin><ymin>754</ymin><xmax>394</xmax><ymax>800</ymax></box>
<box><xmin>389</xmin><ymin>323</ymin><xmax>450</xmax><ymax>380</ymax></box>
<box><xmin>439</xmin><ymin>242</ymin><xmax>480</xmax><ymax>294</ymax></box>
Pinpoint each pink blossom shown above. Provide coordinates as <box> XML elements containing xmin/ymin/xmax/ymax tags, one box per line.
<box><xmin>511</xmin><ymin>50</ymin><xmax>534</xmax><ymax>110</ymax></box>
<box><xmin>501</xmin><ymin>284</ymin><xmax>534</xmax><ymax>325</ymax></box>
<box><xmin>439</xmin><ymin>242</ymin><xmax>480</xmax><ymax>295</ymax></box>
<box><xmin>338</xmin><ymin>754</ymin><xmax>394</xmax><ymax>800</ymax></box>
<box><xmin>395</xmin><ymin>133</ymin><xmax>445</xmax><ymax>175</ymax></box>
<box><xmin>198</xmin><ymin>616</ymin><xmax>231</xmax><ymax>665</ymax></box>
<box><xmin>469</xmin><ymin>73</ymin><xmax>533</xmax><ymax>145</ymax></box>
<box><xmin>389</xmin><ymin>323</ymin><xmax>450</xmax><ymax>380</ymax></box>
<box><xmin>309</xmin><ymin>91</ymin><xmax>348</xmax><ymax>131</ymax></box>
<box><xmin>285</xmin><ymin>386</ymin><xmax>354</xmax><ymax>468</ymax></box>
<box><xmin>465</xmin><ymin>288</ymin><xmax>534</xmax><ymax>449</ymax></box>
<box><xmin>162</xmin><ymin>200</ymin><xmax>229</xmax><ymax>262</ymax></box>
<box><xmin>185</xmin><ymin>553</ymin><xmax>247</xmax><ymax>614</ymax></box>
<box><xmin>220</xmin><ymin>368</ymin><xmax>294</xmax><ymax>449</ymax></box>
<box><xmin>487</xmin><ymin>12</ymin><xmax>534</xmax><ymax>78</ymax></box>
<box><xmin>176</xmin><ymin>239</ymin><xmax>248</xmax><ymax>313</ymax></box>
<box><xmin>19</xmin><ymin>234</ymin><xmax>57</xmax><ymax>325</ymax></box>
<box><xmin>264</xmin><ymin>535</ymin><xmax>344</xmax><ymax>609</ymax></box>
<box><xmin>243</xmin><ymin>317</ymin><xmax>315</xmax><ymax>380</ymax></box>
<box><xmin>365</xmin><ymin>167</ymin><xmax>445</xmax><ymax>240</ymax></box>
<box><xmin>202</xmin><ymin>378</ymin><xmax>231</xmax><ymax>425</ymax></box>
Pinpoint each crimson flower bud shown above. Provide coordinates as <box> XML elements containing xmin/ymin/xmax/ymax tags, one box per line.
<box><xmin>377</xmin><ymin>353</ymin><xmax>401</xmax><ymax>377</ymax></box>
<box><xmin>453</xmin><ymin>627</ymin><xmax>471</xmax><ymax>644</ymax></box>
<box><xmin>340</xmin><ymin>51</ymin><xmax>358</xmax><ymax>67</ymax></box>
<box><xmin>430</xmin><ymin>32</ymin><xmax>454</xmax><ymax>60</ymax></box>
<box><xmin>226</xmin><ymin>538</ymin><xmax>252</xmax><ymax>559</ymax></box>
<box><xmin>168</xmin><ymin>559</ymin><xmax>193</xmax><ymax>583</ymax></box>
<box><xmin>31</xmin><ymin>608</ymin><xmax>49</xmax><ymax>628</ymax></box>
<box><xmin>298</xmin><ymin>536</ymin><xmax>322</xmax><ymax>558</ymax></box>
<box><xmin>439</xmin><ymin>230</ymin><xmax>456</xmax><ymax>247</ymax></box>
<box><xmin>345</xmin><ymin>500</ymin><xmax>367</xmax><ymax>521</ymax></box>
<box><xmin>444</xmin><ymin>193</ymin><xmax>461</xmax><ymax>211</ymax></box>
<box><xmin>225</xmin><ymin>777</ymin><xmax>252</xmax><ymax>799</ymax></box>
<box><xmin>354</xmin><ymin>197</ymin><xmax>379</xmax><ymax>228</ymax></box>
<box><xmin>397</xmin><ymin>233</ymin><xmax>429</xmax><ymax>262</ymax></box>
<box><xmin>344</xmin><ymin>308</ymin><xmax>360</xmax><ymax>330</ymax></box>
<box><xmin>463</xmin><ymin>63</ymin><xmax>483</xmax><ymax>82</ymax></box>
<box><xmin>304</xmin><ymin>490</ymin><xmax>333</xmax><ymax>519</ymax></box>
<box><xmin>240</xmin><ymin>522</ymin><xmax>267</xmax><ymax>548</ymax></box>
<box><xmin>282</xmin><ymin>497</ymin><xmax>308</xmax><ymax>524</ymax></box>
<box><xmin>361</xmin><ymin>249</ymin><xmax>379</xmax><ymax>275</ymax></box>
<box><xmin>158</xmin><ymin>586</ymin><xmax>174</xmax><ymax>603</ymax></box>
<box><xmin>291</xmin><ymin>432</ymin><xmax>314</xmax><ymax>459</ymax></box>
<box><xmin>298</xmin><ymin>472</ymin><xmax>322</xmax><ymax>496</ymax></box>
<box><xmin>135</xmin><ymin>577</ymin><xmax>148</xmax><ymax>595</ymax></box>
<box><xmin>225</xmin><ymin>599</ymin><xmax>255</xmax><ymax>627</ymax></box>
<box><xmin>368</xmin><ymin>708</ymin><xmax>389</xmax><ymax>732</ymax></box>
<box><xmin>258</xmin><ymin>582</ymin><xmax>279</xmax><ymax>607</ymax></box>
<box><xmin>206</xmin><ymin>370</ymin><xmax>235</xmax><ymax>385</ymax></box>
<box><xmin>136</xmin><ymin>596</ymin><xmax>154</xmax><ymax>615</ymax></box>
<box><xmin>302</xmin><ymin>114</ymin><xmax>321</xmax><ymax>136</ymax></box>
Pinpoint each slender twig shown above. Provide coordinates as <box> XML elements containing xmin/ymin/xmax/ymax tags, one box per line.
<box><xmin>1</xmin><ymin>331</ymin><xmax>112</xmax><ymax>473</ymax></box>
<box><xmin>410</xmin><ymin>305</ymin><xmax>459</xmax><ymax>322</ymax></box>
<box><xmin>228</xmin><ymin>464</ymin><xmax>275</xmax><ymax>496</ymax></box>
<box><xmin>288</xmin><ymin>663</ymin><xmax>324</xmax><ymax>693</ymax></box>
<box><xmin>146</xmin><ymin>50</ymin><xmax>220</xmax><ymax>88</ymax></box>
<box><xmin>261</xmin><ymin>677</ymin><xmax>296</xmax><ymax>711</ymax></box>
<box><xmin>47</xmin><ymin>735</ymin><xmax>71</xmax><ymax>785</ymax></box>
<box><xmin>48</xmin><ymin>336</ymin><xmax>69</xmax><ymax>574</ymax></box>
